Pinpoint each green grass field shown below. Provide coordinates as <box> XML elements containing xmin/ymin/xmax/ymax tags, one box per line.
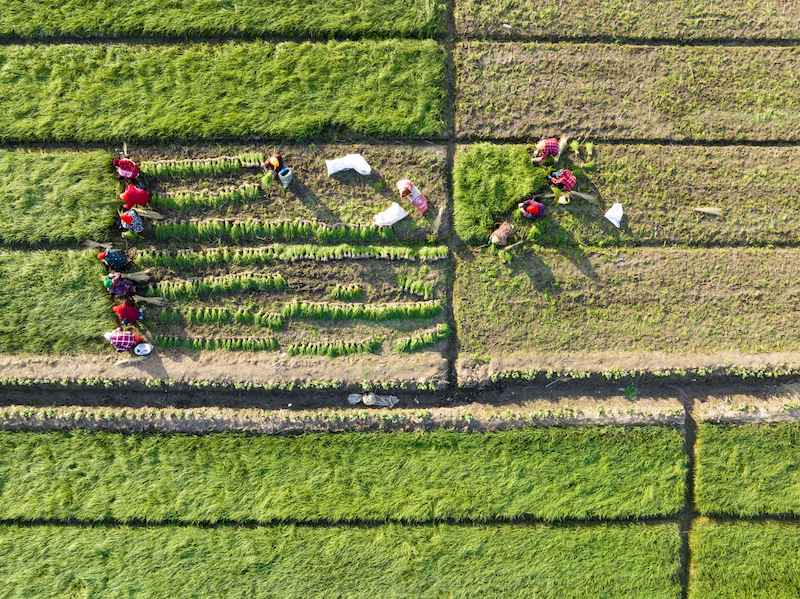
<box><xmin>456</xmin><ymin>0</ymin><xmax>800</xmax><ymax>40</ymax></box>
<box><xmin>0</xmin><ymin>250</ymin><xmax>111</xmax><ymax>353</ymax></box>
<box><xmin>696</xmin><ymin>423</ymin><xmax>800</xmax><ymax>516</ymax></box>
<box><xmin>454</xmin><ymin>143</ymin><xmax>800</xmax><ymax>246</ymax></box>
<box><xmin>0</xmin><ymin>522</ymin><xmax>681</xmax><ymax>598</ymax></box>
<box><xmin>0</xmin><ymin>149</ymin><xmax>116</xmax><ymax>245</ymax></box>
<box><xmin>690</xmin><ymin>519</ymin><xmax>800</xmax><ymax>599</ymax></box>
<box><xmin>0</xmin><ymin>41</ymin><xmax>446</xmax><ymax>141</ymax></box>
<box><xmin>0</xmin><ymin>428</ymin><xmax>685</xmax><ymax>522</ymax></box>
<box><xmin>0</xmin><ymin>0</ymin><xmax>445</xmax><ymax>39</ymax></box>
<box><xmin>455</xmin><ymin>43</ymin><xmax>800</xmax><ymax>141</ymax></box>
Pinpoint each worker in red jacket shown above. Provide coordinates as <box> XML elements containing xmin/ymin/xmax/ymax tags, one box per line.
<box><xmin>112</xmin><ymin>298</ymin><xmax>143</xmax><ymax>325</ymax></box>
<box><xmin>119</xmin><ymin>183</ymin><xmax>151</xmax><ymax>210</ymax></box>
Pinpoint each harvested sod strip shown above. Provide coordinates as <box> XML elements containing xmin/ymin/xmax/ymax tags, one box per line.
<box><xmin>690</xmin><ymin>519</ymin><xmax>800</xmax><ymax>599</ymax></box>
<box><xmin>455</xmin><ymin>43</ymin><xmax>800</xmax><ymax>141</ymax></box>
<box><xmin>454</xmin><ymin>248</ymin><xmax>800</xmax><ymax>377</ymax></box>
<box><xmin>454</xmin><ymin>143</ymin><xmax>800</xmax><ymax>246</ymax></box>
<box><xmin>0</xmin><ymin>523</ymin><xmax>681</xmax><ymax>598</ymax></box>
<box><xmin>0</xmin><ymin>250</ymin><xmax>112</xmax><ymax>353</ymax></box>
<box><xmin>695</xmin><ymin>423</ymin><xmax>800</xmax><ymax>517</ymax></box>
<box><xmin>0</xmin><ymin>0</ymin><xmax>445</xmax><ymax>39</ymax></box>
<box><xmin>0</xmin><ymin>42</ymin><xmax>446</xmax><ymax>142</ymax></box>
<box><xmin>456</xmin><ymin>0</ymin><xmax>800</xmax><ymax>41</ymax></box>
<box><xmin>0</xmin><ymin>149</ymin><xmax>116</xmax><ymax>245</ymax></box>
<box><xmin>0</xmin><ymin>428</ymin><xmax>685</xmax><ymax>522</ymax></box>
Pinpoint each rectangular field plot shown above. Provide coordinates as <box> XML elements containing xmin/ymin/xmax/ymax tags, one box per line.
<box><xmin>454</xmin><ymin>248</ymin><xmax>800</xmax><ymax>384</ymax></box>
<box><xmin>454</xmin><ymin>143</ymin><xmax>800</xmax><ymax>247</ymax></box>
<box><xmin>455</xmin><ymin>43</ymin><xmax>800</xmax><ymax>141</ymax></box>
<box><xmin>0</xmin><ymin>523</ymin><xmax>681</xmax><ymax>598</ymax></box>
<box><xmin>0</xmin><ymin>250</ymin><xmax>112</xmax><ymax>353</ymax></box>
<box><xmin>456</xmin><ymin>1</ymin><xmax>800</xmax><ymax>41</ymax></box>
<box><xmin>0</xmin><ymin>428</ymin><xmax>685</xmax><ymax>522</ymax></box>
<box><xmin>0</xmin><ymin>41</ymin><xmax>446</xmax><ymax>142</ymax></box>
<box><xmin>696</xmin><ymin>423</ymin><xmax>800</xmax><ymax>517</ymax></box>
<box><xmin>690</xmin><ymin>520</ymin><xmax>800</xmax><ymax>599</ymax></box>
<box><xmin>0</xmin><ymin>0</ymin><xmax>445</xmax><ymax>39</ymax></box>
<box><xmin>0</xmin><ymin>149</ymin><xmax>115</xmax><ymax>245</ymax></box>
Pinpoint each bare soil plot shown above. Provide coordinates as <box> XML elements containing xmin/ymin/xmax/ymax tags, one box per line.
<box><xmin>454</xmin><ymin>247</ymin><xmax>800</xmax><ymax>384</ymax></box>
<box><xmin>456</xmin><ymin>0</ymin><xmax>800</xmax><ymax>41</ymax></box>
<box><xmin>455</xmin><ymin>43</ymin><xmax>800</xmax><ymax>141</ymax></box>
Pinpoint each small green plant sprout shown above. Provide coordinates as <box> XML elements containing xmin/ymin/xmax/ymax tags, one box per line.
<box><xmin>623</xmin><ymin>384</ymin><xmax>638</xmax><ymax>401</ymax></box>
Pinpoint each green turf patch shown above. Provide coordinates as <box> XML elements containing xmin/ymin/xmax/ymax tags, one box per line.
<box><xmin>0</xmin><ymin>428</ymin><xmax>685</xmax><ymax>522</ymax></box>
<box><xmin>696</xmin><ymin>423</ymin><xmax>800</xmax><ymax>516</ymax></box>
<box><xmin>456</xmin><ymin>0</ymin><xmax>800</xmax><ymax>40</ymax></box>
<box><xmin>0</xmin><ymin>149</ymin><xmax>116</xmax><ymax>245</ymax></box>
<box><xmin>455</xmin><ymin>43</ymin><xmax>800</xmax><ymax>141</ymax></box>
<box><xmin>0</xmin><ymin>250</ymin><xmax>112</xmax><ymax>353</ymax></box>
<box><xmin>0</xmin><ymin>522</ymin><xmax>680</xmax><ymax>598</ymax></box>
<box><xmin>690</xmin><ymin>519</ymin><xmax>800</xmax><ymax>599</ymax></box>
<box><xmin>0</xmin><ymin>41</ymin><xmax>446</xmax><ymax>142</ymax></box>
<box><xmin>0</xmin><ymin>0</ymin><xmax>445</xmax><ymax>39</ymax></box>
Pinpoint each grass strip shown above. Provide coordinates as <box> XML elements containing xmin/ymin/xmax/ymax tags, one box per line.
<box><xmin>454</xmin><ymin>143</ymin><xmax>800</xmax><ymax>246</ymax></box>
<box><xmin>455</xmin><ymin>247</ymin><xmax>800</xmax><ymax>358</ymax></box>
<box><xmin>0</xmin><ymin>0</ymin><xmax>445</xmax><ymax>39</ymax></box>
<box><xmin>153</xmin><ymin>219</ymin><xmax>394</xmax><ymax>244</ymax></box>
<box><xmin>0</xmin><ymin>41</ymin><xmax>446</xmax><ymax>142</ymax></box>
<box><xmin>0</xmin><ymin>149</ymin><xmax>116</xmax><ymax>245</ymax></box>
<box><xmin>696</xmin><ymin>423</ymin><xmax>800</xmax><ymax>516</ymax></box>
<box><xmin>455</xmin><ymin>43</ymin><xmax>800</xmax><ymax>141</ymax></box>
<box><xmin>154</xmin><ymin>336</ymin><xmax>279</xmax><ymax>352</ymax></box>
<box><xmin>0</xmin><ymin>250</ymin><xmax>112</xmax><ymax>353</ymax></box>
<box><xmin>286</xmin><ymin>337</ymin><xmax>382</xmax><ymax>357</ymax></box>
<box><xmin>395</xmin><ymin>323</ymin><xmax>451</xmax><ymax>352</ymax></box>
<box><xmin>456</xmin><ymin>0</ymin><xmax>800</xmax><ymax>40</ymax></box>
<box><xmin>0</xmin><ymin>428</ymin><xmax>685</xmax><ymax>521</ymax></box>
<box><xmin>152</xmin><ymin>273</ymin><xmax>288</xmax><ymax>300</ymax></box>
<box><xmin>0</xmin><ymin>523</ymin><xmax>680</xmax><ymax>598</ymax></box>
<box><xmin>690</xmin><ymin>519</ymin><xmax>800</xmax><ymax>599</ymax></box>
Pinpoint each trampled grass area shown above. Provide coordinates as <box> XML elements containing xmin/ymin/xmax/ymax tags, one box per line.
<box><xmin>0</xmin><ymin>428</ymin><xmax>685</xmax><ymax>522</ymax></box>
<box><xmin>455</xmin><ymin>43</ymin><xmax>800</xmax><ymax>141</ymax></box>
<box><xmin>690</xmin><ymin>519</ymin><xmax>800</xmax><ymax>599</ymax></box>
<box><xmin>0</xmin><ymin>250</ymin><xmax>112</xmax><ymax>353</ymax></box>
<box><xmin>0</xmin><ymin>522</ymin><xmax>681</xmax><ymax>598</ymax></box>
<box><xmin>456</xmin><ymin>0</ymin><xmax>800</xmax><ymax>40</ymax></box>
<box><xmin>0</xmin><ymin>0</ymin><xmax>445</xmax><ymax>39</ymax></box>
<box><xmin>0</xmin><ymin>42</ymin><xmax>446</xmax><ymax>142</ymax></box>
<box><xmin>696</xmin><ymin>423</ymin><xmax>800</xmax><ymax>516</ymax></box>
<box><xmin>454</xmin><ymin>143</ymin><xmax>800</xmax><ymax>246</ymax></box>
<box><xmin>0</xmin><ymin>149</ymin><xmax>116</xmax><ymax>245</ymax></box>
<box><xmin>454</xmin><ymin>248</ymin><xmax>800</xmax><ymax>361</ymax></box>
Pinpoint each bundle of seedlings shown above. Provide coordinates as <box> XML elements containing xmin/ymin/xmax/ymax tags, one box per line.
<box><xmin>286</xmin><ymin>337</ymin><xmax>382</xmax><ymax>358</ymax></box>
<box><xmin>155</xmin><ymin>335</ymin><xmax>279</xmax><ymax>352</ymax></box>
<box><xmin>140</xmin><ymin>152</ymin><xmax>264</xmax><ymax>178</ymax></box>
<box><xmin>394</xmin><ymin>323</ymin><xmax>450</xmax><ymax>352</ymax></box>
<box><xmin>151</xmin><ymin>273</ymin><xmax>288</xmax><ymax>300</ymax></box>
<box><xmin>150</xmin><ymin>185</ymin><xmax>262</xmax><ymax>211</ymax></box>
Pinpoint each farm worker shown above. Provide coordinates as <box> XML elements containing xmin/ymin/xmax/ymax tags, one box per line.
<box><xmin>548</xmin><ymin>169</ymin><xmax>577</xmax><ymax>192</ymax></box>
<box><xmin>519</xmin><ymin>199</ymin><xmax>545</xmax><ymax>219</ymax></box>
<box><xmin>113</xmin><ymin>298</ymin><xmax>143</xmax><ymax>325</ymax></box>
<box><xmin>112</xmin><ymin>157</ymin><xmax>140</xmax><ymax>180</ymax></box>
<box><xmin>490</xmin><ymin>222</ymin><xmax>513</xmax><ymax>246</ymax></box>
<box><xmin>119</xmin><ymin>209</ymin><xmax>145</xmax><ymax>234</ymax></box>
<box><xmin>265</xmin><ymin>153</ymin><xmax>284</xmax><ymax>173</ymax></box>
<box><xmin>396</xmin><ymin>179</ymin><xmax>428</xmax><ymax>215</ymax></box>
<box><xmin>119</xmin><ymin>183</ymin><xmax>150</xmax><ymax>210</ymax></box>
<box><xmin>97</xmin><ymin>248</ymin><xmax>130</xmax><ymax>271</ymax></box>
<box><xmin>104</xmin><ymin>327</ymin><xmax>145</xmax><ymax>353</ymax></box>
<box><xmin>103</xmin><ymin>273</ymin><xmax>137</xmax><ymax>297</ymax></box>
<box><xmin>532</xmin><ymin>137</ymin><xmax>561</xmax><ymax>164</ymax></box>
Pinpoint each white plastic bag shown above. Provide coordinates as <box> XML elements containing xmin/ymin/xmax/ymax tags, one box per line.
<box><xmin>605</xmin><ymin>202</ymin><xmax>624</xmax><ymax>228</ymax></box>
<box><xmin>373</xmin><ymin>202</ymin><xmax>408</xmax><ymax>227</ymax></box>
<box><xmin>326</xmin><ymin>154</ymin><xmax>372</xmax><ymax>176</ymax></box>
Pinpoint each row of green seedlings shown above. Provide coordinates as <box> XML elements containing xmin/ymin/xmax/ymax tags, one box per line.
<box><xmin>394</xmin><ymin>324</ymin><xmax>451</xmax><ymax>353</ymax></box>
<box><xmin>328</xmin><ymin>284</ymin><xmax>364</xmax><ymax>301</ymax></box>
<box><xmin>150</xmin><ymin>184</ymin><xmax>262</xmax><ymax>211</ymax></box>
<box><xmin>135</xmin><ymin>245</ymin><xmax>448</xmax><ymax>269</ymax></box>
<box><xmin>150</xmin><ymin>273</ymin><xmax>288</xmax><ymax>300</ymax></box>
<box><xmin>140</xmin><ymin>152</ymin><xmax>264</xmax><ymax>179</ymax></box>
<box><xmin>153</xmin><ymin>219</ymin><xmax>394</xmax><ymax>244</ymax></box>
<box><xmin>158</xmin><ymin>300</ymin><xmax>443</xmax><ymax>329</ymax></box>
<box><xmin>286</xmin><ymin>337</ymin><xmax>382</xmax><ymax>358</ymax></box>
<box><xmin>397</xmin><ymin>273</ymin><xmax>436</xmax><ymax>300</ymax></box>
<box><xmin>156</xmin><ymin>336</ymin><xmax>278</xmax><ymax>352</ymax></box>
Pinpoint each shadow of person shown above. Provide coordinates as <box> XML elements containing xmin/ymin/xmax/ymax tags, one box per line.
<box><xmin>286</xmin><ymin>178</ymin><xmax>342</xmax><ymax>224</ymax></box>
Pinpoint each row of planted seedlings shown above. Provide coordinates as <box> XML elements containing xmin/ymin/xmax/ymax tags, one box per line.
<box><xmin>133</xmin><ymin>151</ymin><xmax>451</xmax><ymax>357</ymax></box>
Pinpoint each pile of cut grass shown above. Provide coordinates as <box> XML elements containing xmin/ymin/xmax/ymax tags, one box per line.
<box><xmin>696</xmin><ymin>423</ymin><xmax>800</xmax><ymax>516</ymax></box>
<box><xmin>0</xmin><ymin>428</ymin><xmax>685</xmax><ymax>522</ymax></box>
<box><xmin>0</xmin><ymin>0</ymin><xmax>446</xmax><ymax>39</ymax></box>
<box><xmin>0</xmin><ymin>250</ymin><xmax>112</xmax><ymax>353</ymax></box>
<box><xmin>0</xmin><ymin>523</ymin><xmax>680</xmax><ymax>598</ymax></box>
<box><xmin>0</xmin><ymin>149</ymin><xmax>116</xmax><ymax>245</ymax></box>
<box><xmin>0</xmin><ymin>41</ymin><xmax>446</xmax><ymax>141</ymax></box>
<box><xmin>690</xmin><ymin>519</ymin><xmax>800</xmax><ymax>599</ymax></box>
